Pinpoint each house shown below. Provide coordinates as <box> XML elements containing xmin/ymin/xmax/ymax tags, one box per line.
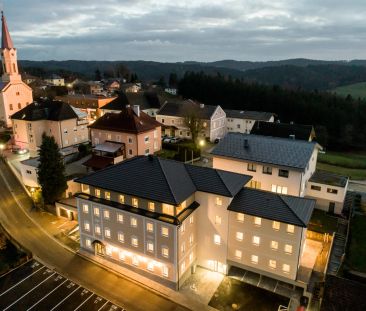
<box><xmin>164</xmin><ymin>88</ymin><xmax>177</xmax><ymax>95</ymax></box>
<box><xmin>45</xmin><ymin>74</ymin><xmax>65</xmax><ymax>86</ymax></box>
<box><xmin>88</xmin><ymin>81</ymin><xmax>104</xmax><ymax>95</ymax></box>
<box><xmin>251</xmin><ymin>121</ymin><xmax>316</xmax><ymax>141</ymax></box>
<box><xmin>106</xmin><ymin>80</ymin><xmax>120</xmax><ymax>92</ymax></box>
<box><xmin>84</xmin><ymin>105</ymin><xmax>161</xmax><ymax>170</ymax></box>
<box><xmin>225</xmin><ymin>110</ymin><xmax>275</xmax><ymax>134</ymax></box>
<box><xmin>211</xmin><ymin>133</ymin><xmax>320</xmax><ymax>197</ymax></box>
<box><xmin>0</xmin><ymin>12</ymin><xmax>33</xmax><ymax>127</ymax></box>
<box><xmin>21</xmin><ymin>74</ymin><xmax>38</xmax><ymax>85</ymax></box>
<box><xmin>156</xmin><ymin>100</ymin><xmax>227</xmax><ymax>142</ymax></box>
<box><xmin>75</xmin><ymin>155</ymin><xmax>317</xmax><ymax>291</ymax></box>
<box><xmin>121</xmin><ymin>83</ymin><xmax>141</xmax><ymax>93</ymax></box>
<box><xmin>11</xmin><ymin>99</ymin><xmax>89</xmax><ymax>155</ymax></box>
<box><xmin>56</xmin><ymin>94</ymin><xmax>116</xmax><ymax>122</ymax></box>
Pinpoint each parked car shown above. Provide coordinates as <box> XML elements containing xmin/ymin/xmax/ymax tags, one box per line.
<box><xmin>12</xmin><ymin>146</ymin><xmax>29</xmax><ymax>155</ymax></box>
<box><xmin>163</xmin><ymin>137</ymin><xmax>173</xmax><ymax>143</ymax></box>
<box><xmin>170</xmin><ymin>137</ymin><xmax>181</xmax><ymax>143</ymax></box>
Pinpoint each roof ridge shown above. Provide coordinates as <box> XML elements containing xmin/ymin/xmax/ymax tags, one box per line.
<box><xmin>216</xmin><ymin>170</ymin><xmax>234</xmax><ymax>196</ymax></box>
<box><xmin>157</xmin><ymin>157</ymin><xmax>179</xmax><ymax>205</ymax></box>
<box><xmin>278</xmin><ymin>195</ymin><xmax>306</xmax><ymax>227</ymax></box>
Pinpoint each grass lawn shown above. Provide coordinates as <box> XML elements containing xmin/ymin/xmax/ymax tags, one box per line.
<box><xmin>346</xmin><ymin>215</ymin><xmax>366</xmax><ymax>273</ymax></box>
<box><xmin>156</xmin><ymin>149</ymin><xmax>177</xmax><ymax>159</ymax></box>
<box><xmin>0</xmin><ymin>238</ymin><xmax>27</xmax><ymax>275</ymax></box>
<box><xmin>318</xmin><ymin>151</ymin><xmax>366</xmax><ymax>169</ymax></box>
<box><xmin>308</xmin><ymin>209</ymin><xmax>339</xmax><ymax>234</ymax></box>
<box><xmin>316</xmin><ymin>163</ymin><xmax>366</xmax><ymax>180</ymax></box>
<box><xmin>333</xmin><ymin>82</ymin><xmax>366</xmax><ymax>99</ymax></box>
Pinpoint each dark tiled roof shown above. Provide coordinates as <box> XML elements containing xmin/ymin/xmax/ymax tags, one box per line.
<box><xmin>228</xmin><ymin>188</ymin><xmax>315</xmax><ymax>227</ymax></box>
<box><xmin>251</xmin><ymin>121</ymin><xmax>315</xmax><ymax>141</ymax></box>
<box><xmin>88</xmin><ymin>107</ymin><xmax>161</xmax><ymax>134</ymax></box>
<box><xmin>211</xmin><ymin>133</ymin><xmax>318</xmax><ymax>171</ymax></box>
<box><xmin>76</xmin><ymin>156</ymin><xmax>251</xmax><ymax>205</ymax></box>
<box><xmin>101</xmin><ymin>92</ymin><xmax>161</xmax><ymax>111</ymax></box>
<box><xmin>309</xmin><ymin>170</ymin><xmax>348</xmax><ymax>187</ymax></box>
<box><xmin>83</xmin><ymin>155</ymin><xmax>114</xmax><ymax>170</ymax></box>
<box><xmin>11</xmin><ymin>99</ymin><xmax>79</xmax><ymax>121</ymax></box>
<box><xmin>157</xmin><ymin>100</ymin><xmax>218</xmax><ymax>120</ymax></box>
<box><xmin>225</xmin><ymin>110</ymin><xmax>274</xmax><ymax>121</ymax></box>
<box><xmin>100</xmin><ymin>92</ymin><xmax>129</xmax><ymax>110</ymax></box>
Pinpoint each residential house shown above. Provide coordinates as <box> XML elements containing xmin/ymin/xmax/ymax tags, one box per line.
<box><xmin>0</xmin><ymin>12</ymin><xmax>33</xmax><ymax>127</ymax></box>
<box><xmin>164</xmin><ymin>88</ymin><xmax>177</xmax><ymax>95</ymax></box>
<box><xmin>121</xmin><ymin>83</ymin><xmax>141</xmax><ymax>93</ymax></box>
<box><xmin>88</xmin><ymin>81</ymin><xmax>104</xmax><ymax>95</ymax></box>
<box><xmin>225</xmin><ymin>110</ymin><xmax>275</xmax><ymax>134</ymax></box>
<box><xmin>45</xmin><ymin>74</ymin><xmax>65</xmax><ymax>86</ymax></box>
<box><xmin>85</xmin><ymin>105</ymin><xmax>161</xmax><ymax>170</ymax></box>
<box><xmin>21</xmin><ymin>74</ymin><xmax>38</xmax><ymax>85</ymax></box>
<box><xmin>251</xmin><ymin>121</ymin><xmax>316</xmax><ymax>141</ymax></box>
<box><xmin>106</xmin><ymin>80</ymin><xmax>120</xmax><ymax>93</ymax></box>
<box><xmin>11</xmin><ymin>99</ymin><xmax>89</xmax><ymax>155</ymax></box>
<box><xmin>75</xmin><ymin>155</ymin><xmax>317</xmax><ymax>291</ymax></box>
<box><xmin>156</xmin><ymin>100</ymin><xmax>227</xmax><ymax>142</ymax></box>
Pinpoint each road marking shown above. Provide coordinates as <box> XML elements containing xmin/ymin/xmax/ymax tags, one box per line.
<box><xmin>0</xmin><ymin>266</ymin><xmax>45</xmax><ymax>297</ymax></box>
<box><xmin>274</xmin><ymin>281</ymin><xmax>279</xmax><ymax>293</ymax></box>
<box><xmin>50</xmin><ymin>285</ymin><xmax>81</xmax><ymax>311</ymax></box>
<box><xmin>27</xmin><ymin>278</ymin><xmax>68</xmax><ymax>311</ymax></box>
<box><xmin>0</xmin><ymin>259</ymin><xmax>33</xmax><ymax>279</ymax></box>
<box><xmin>3</xmin><ymin>272</ymin><xmax>56</xmax><ymax>311</ymax></box>
<box><xmin>97</xmin><ymin>301</ymin><xmax>109</xmax><ymax>311</ymax></box>
<box><xmin>73</xmin><ymin>292</ymin><xmax>94</xmax><ymax>310</ymax></box>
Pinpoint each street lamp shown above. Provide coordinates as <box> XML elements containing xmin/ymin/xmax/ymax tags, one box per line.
<box><xmin>199</xmin><ymin>139</ymin><xmax>205</xmax><ymax>147</ymax></box>
<box><xmin>0</xmin><ymin>143</ymin><xmax>5</xmax><ymax>159</ymax></box>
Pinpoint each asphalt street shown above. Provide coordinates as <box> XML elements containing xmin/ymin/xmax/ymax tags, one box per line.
<box><xmin>0</xmin><ymin>161</ymin><xmax>188</xmax><ymax>311</ymax></box>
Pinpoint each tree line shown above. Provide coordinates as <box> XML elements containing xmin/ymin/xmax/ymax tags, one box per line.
<box><xmin>178</xmin><ymin>72</ymin><xmax>366</xmax><ymax>151</ymax></box>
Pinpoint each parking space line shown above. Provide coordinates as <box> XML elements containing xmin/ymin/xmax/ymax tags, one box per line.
<box><xmin>73</xmin><ymin>293</ymin><xmax>94</xmax><ymax>310</ymax></box>
<box><xmin>0</xmin><ymin>266</ymin><xmax>45</xmax><ymax>297</ymax></box>
<box><xmin>0</xmin><ymin>259</ymin><xmax>33</xmax><ymax>280</ymax></box>
<box><xmin>3</xmin><ymin>272</ymin><xmax>56</xmax><ymax>311</ymax></box>
<box><xmin>50</xmin><ymin>285</ymin><xmax>81</xmax><ymax>311</ymax></box>
<box><xmin>27</xmin><ymin>278</ymin><xmax>68</xmax><ymax>311</ymax></box>
<box><xmin>257</xmin><ymin>275</ymin><xmax>262</xmax><ymax>287</ymax></box>
<box><xmin>274</xmin><ymin>281</ymin><xmax>279</xmax><ymax>293</ymax></box>
<box><xmin>97</xmin><ymin>301</ymin><xmax>109</xmax><ymax>311</ymax></box>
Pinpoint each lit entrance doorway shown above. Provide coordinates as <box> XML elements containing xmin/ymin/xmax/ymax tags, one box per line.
<box><xmin>92</xmin><ymin>240</ymin><xmax>105</xmax><ymax>256</ymax></box>
<box><xmin>209</xmin><ymin>260</ymin><xmax>227</xmax><ymax>274</ymax></box>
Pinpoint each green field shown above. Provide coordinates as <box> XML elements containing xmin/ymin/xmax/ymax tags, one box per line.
<box><xmin>346</xmin><ymin>215</ymin><xmax>366</xmax><ymax>273</ymax></box>
<box><xmin>333</xmin><ymin>82</ymin><xmax>366</xmax><ymax>99</ymax></box>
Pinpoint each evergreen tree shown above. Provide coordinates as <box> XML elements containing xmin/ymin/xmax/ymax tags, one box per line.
<box><xmin>168</xmin><ymin>72</ymin><xmax>178</xmax><ymax>88</ymax></box>
<box><xmin>37</xmin><ymin>133</ymin><xmax>67</xmax><ymax>204</ymax></box>
<box><xmin>95</xmin><ymin>69</ymin><xmax>102</xmax><ymax>81</ymax></box>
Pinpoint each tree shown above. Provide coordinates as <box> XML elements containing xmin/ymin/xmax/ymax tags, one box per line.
<box><xmin>95</xmin><ymin>69</ymin><xmax>102</xmax><ymax>81</ymax></box>
<box><xmin>169</xmin><ymin>73</ymin><xmax>178</xmax><ymax>88</ymax></box>
<box><xmin>37</xmin><ymin>133</ymin><xmax>67</xmax><ymax>204</ymax></box>
<box><xmin>183</xmin><ymin>104</ymin><xmax>204</xmax><ymax>146</ymax></box>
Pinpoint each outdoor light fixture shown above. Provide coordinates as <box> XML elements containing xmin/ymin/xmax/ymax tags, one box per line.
<box><xmin>199</xmin><ymin>139</ymin><xmax>205</xmax><ymax>147</ymax></box>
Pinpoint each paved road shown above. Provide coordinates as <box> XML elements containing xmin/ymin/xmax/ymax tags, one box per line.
<box><xmin>0</xmin><ymin>259</ymin><xmax>125</xmax><ymax>311</ymax></box>
<box><xmin>0</xmin><ymin>161</ymin><xmax>188</xmax><ymax>311</ymax></box>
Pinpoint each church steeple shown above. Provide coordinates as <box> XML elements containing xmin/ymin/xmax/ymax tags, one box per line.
<box><xmin>1</xmin><ymin>12</ymin><xmax>14</xmax><ymax>49</ymax></box>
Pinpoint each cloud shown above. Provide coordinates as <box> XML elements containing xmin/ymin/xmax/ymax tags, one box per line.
<box><xmin>3</xmin><ymin>0</ymin><xmax>366</xmax><ymax>61</ymax></box>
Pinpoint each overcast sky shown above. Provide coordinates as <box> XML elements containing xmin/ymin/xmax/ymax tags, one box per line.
<box><xmin>4</xmin><ymin>0</ymin><xmax>366</xmax><ymax>62</ymax></box>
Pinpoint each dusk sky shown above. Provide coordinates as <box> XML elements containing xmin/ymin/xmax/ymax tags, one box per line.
<box><xmin>5</xmin><ymin>0</ymin><xmax>366</xmax><ymax>62</ymax></box>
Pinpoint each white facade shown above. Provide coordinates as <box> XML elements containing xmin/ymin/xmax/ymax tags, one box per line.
<box><xmin>226</xmin><ymin>115</ymin><xmax>275</xmax><ymax>134</ymax></box>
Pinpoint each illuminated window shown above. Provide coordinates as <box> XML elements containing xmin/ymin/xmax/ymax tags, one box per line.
<box><xmin>132</xmin><ymin>256</ymin><xmax>139</xmax><ymax>266</ymax></box>
<box><xmin>130</xmin><ymin>217</ymin><xmax>137</xmax><ymax>227</ymax></box>
<box><xmin>269</xmin><ymin>259</ymin><xmax>277</xmax><ymax>269</ymax></box>
<box><xmin>147</xmin><ymin>242</ymin><xmax>154</xmax><ymax>252</ymax></box>
<box><xmin>119</xmin><ymin>195</ymin><xmax>125</xmax><ymax>204</ymax></box>
<box><xmin>117</xmin><ymin>213</ymin><xmax>124</xmax><ymax>223</ymax></box>
<box><xmin>215</xmin><ymin>197</ymin><xmax>223</xmax><ymax>206</ymax></box>
<box><xmin>82</xmin><ymin>184</ymin><xmax>90</xmax><ymax>194</ymax></box>
<box><xmin>84</xmin><ymin>222</ymin><xmax>90</xmax><ymax>231</ymax></box>
<box><xmin>252</xmin><ymin>236</ymin><xmax>260</xmax><ymax>246</ymax></box>
<box><xmin>132</xmin><ymin>198</ymin><xmax>138</xmax><ymax>208</ymax></box>
<box><xmin>272</xmin><ymin>221</ymin><xmax>280</xmax><ymax>231</ymax></box>
<box><xmin>282</xmin><ymin>264</ymin><xmax>290</xmax><ymax>273</ymax></box>
<box><xmin>236</xmin><ymin>232</ymin><xmax>244</xmax><ymax>241</ymax></box>
<box><xmin>181</xmin><ymin>262</ymin><xmax>186</xmax><ymax>273</ymax></box>
<box><xmin>189</xmin><ymin>233</ymin><xmax>194</xmax><ymax>246</ymax></box>
<box><xmin>162</xmin><ymin>204</ymin><xmax>174</xmax><ymax>216</ymax></box>
<box><xmin>272</xmin><ymin>185</ymin><xmax>288</xmax><ymax>194</ymax></box>
<box><xmin>235</xmin><ymin>250</ymin><xmax>242</xmax><ymax>259</ymax></box>
<box><xmin>251</xmin><ymin>255</ymin><xmax>258</xmax><ymax>264</ymax></box>
<box><xmin>147</xmin><ymin>262</ymin><xmax>154</xmax><ymax>271</ymax></box>
<box><xmin>85</xmin><ymin>239</ymin><xmax>91</xmax><ymax>248</ymax></box>
<box><xmin>181</xmin><ymin>242</ymin><xmax>186</xmax><ymax>254</ymax></box>
<box><xmin>247</xmin><ymin>163</ymin><xmax>256</xmax><ymax>172</ymax></box>
<box><xmin>103</xmin><ymin>210</ymin><xmax>110</xmax><ymax>219</ymax></box>
<box><xmin>215</xmin><ymin>215</ymin><xmax>222</xmax><ymax>225</ymax></box>
<box><xmin>287</xmin><ymin>224</ymin><xmax>295</xmax><ymax>234</ymax></box>
<box><xmin>189</xmin><ymin>252</ymin><xmax>193</xmax><ymax>263</ymax></box>
<box><xmin>162</xmin><ymin>246</ymin><xmax>169</xmax><ymax>258</ymax></box>
<box><xmin>119</xmin><ymin>252</ymin><xmax>125</xmax><ymax>262</ymax></box>
<box><xmin>180</xmin><ymin>223</ymin><xmax>186</xmax><ymax>233</ymax></box>
<box><xmin>161</xmin><ymin>226</ymin><xmax>169</xmax><ymax>237</ymax></box>
<box><xmin>327</xmin><ymin>188</ymin><xmax>338</xmax><ymax>194</ymax></box>
<box><xmin>118</xmin><ymin>232</ymin><xmax>124</xmax><ymax>243</ymax></box>
<box><xmin>131</xmin><ymin>237</ymin><xmax>138</xmax><ymax>247</ymax></box>
<box><xmin>105</xmin><ymin>192</ymin><xmax>111</xmax><ymax>200</ymax></box>
<box><xmin>214</xmin><ymin>234</ymin><xmax>221</xmax><ymax>245</ymax></box>
<box><xmin>146</xmin><ymin>222</ymin><xmax>154</xmax><ymax>233</ymax></box>
<box><xmin>162</xmin><ymin>266</ymin><xmax>169</xmax><ymax>277</ymax></box>
<box><xmin>189</xmin><ymin>215</ymin><xmax>194</xmax><ymax>224</ymax></box>
<box><xmin>104</xmin><ymin>228</ymin><xmax>111</xmax><ymax>238</ymax></box>
<box><xmin>106</xmin><ymin>246</ymin><xmax>112</xmax><ymax>257</ymax></box>
<box><xmin>271</xmin><ymin>240</ymin><xmax>279</xmax><ymax>250</ymax></box>
<box><xmin>82</xmin><ymin>204</ymin><xmax>89</xmax><ymax>213</ymax></box>
<box><xmin>95</xmin><ymin>189</ymin><xmax>101</xmax><ymax>197</ymax></box>
<box><xmin>236</xmin><ymin>213</ymin><xmax>244</xmax><ymax>222</ymax></box>
<box><xmin>148</xmin><ymin>202</ymin><xmax>155</xmax><ymax>212</ymax></box>
<box><xmin>95</xmin><ymin>225</ymin><xmax>101</xmax><ymax>235</ymax></box>
<box><xmin>254</xmin><ymin>217</ymin><xmax>261</xmax><ymax>226</ymax></box>
<box><xmin>93</xmin><ymin>207</ymin><xmax>100</xmax><ymax>217</ymax></box>
<box><xmin>284</xmin><ymin>244</ymin><xmax>293</xmax><ymax>254</ymax></box>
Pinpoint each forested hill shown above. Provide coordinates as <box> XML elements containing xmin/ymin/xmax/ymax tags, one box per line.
<box><xmin>178</xmin><ymin>72</ymin><xmax>366</xmax><ymax>151</ymax></box>
<box><xmin>19</xmin><ymin>59</ymin><xmax>366</xmax><ymax>91</ymax></box>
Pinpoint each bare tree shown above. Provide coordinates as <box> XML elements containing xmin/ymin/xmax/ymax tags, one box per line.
<box><xmin>183</xmin><ymin>104</ymin><xmax>204</xmax><ymax>146</ymax></box>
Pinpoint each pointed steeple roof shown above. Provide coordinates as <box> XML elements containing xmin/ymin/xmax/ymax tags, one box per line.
<box><xmin>1</xmin><ymin>12</ymin><xmax>14</xmax><ymax>49</ymax></box>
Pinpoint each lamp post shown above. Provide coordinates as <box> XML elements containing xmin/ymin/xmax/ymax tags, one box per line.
<box><xmin>0</xmin><ymin>143</ymin><xmax>5</xmax><ymax>161</ymax></box>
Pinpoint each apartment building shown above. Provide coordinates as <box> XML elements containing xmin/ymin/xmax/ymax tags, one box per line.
<box><xmin>45</xmin><ymin>74</ymin><xmax>65</xmax><ymax>86</ymax></box>
<box><xmin>156</xmin><ymin>100</ymin><xmax>226</xmax><ymax>142</ymax></box>
<box><xmin>225</xmin><ymin>110</ymin><xmax>275</xmax><ymax>134</ymax></box>
<box><xmin>11</xmin><ymin>99</ymin><xmax>89</xmax><ymax>155</ymax></box>
<box><xmin>85</xmin><ymin>105</ymin><xmax>161</xmax><ymax>170</ymax></box>
<box><xmin>75</xmin><ymin>155</ymin><xmax>316</xmax><ymax>290</ymax></box>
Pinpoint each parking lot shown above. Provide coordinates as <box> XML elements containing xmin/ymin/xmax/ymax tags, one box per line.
<box><xmin>0</xmin><ymin>259</ymin><xmax>125</xmax><ymax>311</ymax></box>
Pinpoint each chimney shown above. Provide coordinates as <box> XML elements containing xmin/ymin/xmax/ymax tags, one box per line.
<box><xmin>199</xmin><ymin>103</ymin><xmax>204</xmax><ymax>109</ymax></box>
<box><xmin>244</xmin><ymin>138</ymin><xmax>249</xmax><ymax>148</ymax></box>
<box><xmin>133</xmin><ymin>105</ymin><xmax>140</xmax><ymax>117</ymax></box>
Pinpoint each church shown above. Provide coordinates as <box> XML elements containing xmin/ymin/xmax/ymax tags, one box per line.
<box><xmin>0</xmin><ymin>12</ymin><xmax>33</xmax><ymax>127</ymax></box>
